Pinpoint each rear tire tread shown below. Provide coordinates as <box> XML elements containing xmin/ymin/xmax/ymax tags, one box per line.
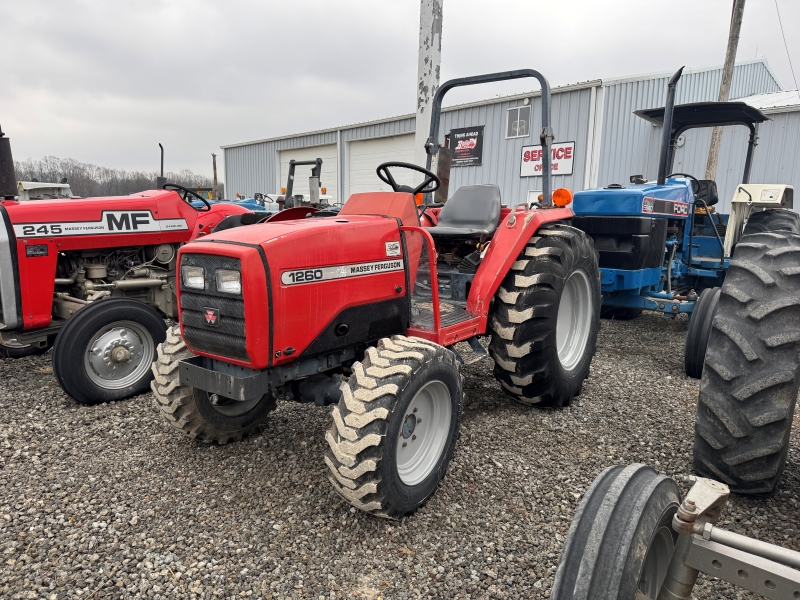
<box><xmin>489</xmin><ymin>223</ymin><xmax>600</xmax><ymax>407</ymax></box>
<box><xmin>693</xmin><ymin>231</ymin><xmax>800</xmax><ymax>493</ymax></box>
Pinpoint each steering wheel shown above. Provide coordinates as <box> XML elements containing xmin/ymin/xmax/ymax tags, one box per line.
<box><xmin>162</xmin><ymin>183</ymin><xmax>212</xmax><ymax>211</ymax></box>
<box><xmin>667</xmin><ymin>172</ymin><xmax>701</xmax><ymax>195</ymax></box>
<box><xmin>376</xmin><ymin>162</ymin><xmax>440</xmax><ymax>195</ymax></box>
<box><xmin>253</xmin><ymin>192</ymin><xmax>266</xmax><ymax>206</ymax></box>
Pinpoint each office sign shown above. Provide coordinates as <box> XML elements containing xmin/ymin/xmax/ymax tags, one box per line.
<box><xmin>520</xmin><ymin>141</ymin><xmax>575</xmax><ymax>177</ymax></box>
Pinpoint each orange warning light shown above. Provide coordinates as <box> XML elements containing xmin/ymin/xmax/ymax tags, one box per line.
<box><xmin>553</xmin><ymin>188</ymin><xmax>573</xmax><ymax>207</ymax></box>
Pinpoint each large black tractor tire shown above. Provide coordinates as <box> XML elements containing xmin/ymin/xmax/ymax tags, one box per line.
<box><xmin>52</xmin><ymin>298</ymin><xmax>167</xmax><ymax>405</ymax></box>
<box><xmin>489</xmin><ymin>223</ymin><xmax>601</xmax><ymax>407</ymax></box>
<box><xmin>151</xmin><ymin>325</ymin><xmax>276</xmax><ymax>444</ymax></box>
<box><xmin>0</xmin><ymin>337</ymin><xmax>54</xmax><ymax>358</ymax></box>
<box><xmin>742</xmin><ymin>209</ymin><xmax>800</xmax><ymax>236</ymax></box>
<box><xmin>325</xmin><ymin>336</ymin><xmax>463</xmax><ymax>518</ymax></box>
<box><xmin>600</xmin><ymin>305</ymin><xmax>642</xmax><ymax>321</ymax></box>
<box><xmin>551</xmin><ymin>464</ymin><xmax>681</xmax><ymax>600</ymax></box>
<box><xmin>684</xmin><ymin>287</ymin><xmax>721</xmax><ymax>379</ymax></box>
<box><xmin>694</xmin><ymin>231</ymin><xmax>800</xmax><ymax>493</ymax></box>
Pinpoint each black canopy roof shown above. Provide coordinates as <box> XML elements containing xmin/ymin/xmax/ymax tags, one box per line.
<box><xmin>635</xmin><ymin>101</ymin><xmax>769</xmax><ymax>132</ymax></box>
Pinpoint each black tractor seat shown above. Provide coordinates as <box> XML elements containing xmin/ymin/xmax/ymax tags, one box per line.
<box><xmin>428</xmin><ymin>184</ymin><xmax>502</xmax><ymax>238</ymax></box>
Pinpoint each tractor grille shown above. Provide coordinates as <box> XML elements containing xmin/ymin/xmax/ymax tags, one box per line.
<box><xmin>179</xmin><ymin>253</ymin><xmax>248</xmax><ymax>362</ymax></box>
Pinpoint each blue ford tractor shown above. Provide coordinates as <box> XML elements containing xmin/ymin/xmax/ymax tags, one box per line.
<box><xmin>572</xmin><ymin>67</ymin><xmax>800</xmax><ymax>495</ymax></box>
<box><xmin>572</xmin><ymin>68</ymin><xmax>797</xmax><ymax>377</ymax></box>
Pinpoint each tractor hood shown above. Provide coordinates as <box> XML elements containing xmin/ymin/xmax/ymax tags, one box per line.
<box><xmin>178</xmin><ymin>215</ymin><xmax>409</xmax><ymax>370</ymax></box>
<box><xmin>573</xmin><ymin>180</ymin><xmax>692</xmax><ymax>218</ymax></box>
<box><xmin>0</xmin><ymin>189</ymin><xmax>203</xmax><ymax>252</ymax></box>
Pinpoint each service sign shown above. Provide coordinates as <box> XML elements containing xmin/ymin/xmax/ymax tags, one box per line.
<box><xmin>520</xmin><ymin>141</ymin><xmax>575</xmax><ymax>177</ymax></box>
<box><xmin>449</xmin><ymin>126</ymin><xmax>484</xmax><ymax>167</ymax></box>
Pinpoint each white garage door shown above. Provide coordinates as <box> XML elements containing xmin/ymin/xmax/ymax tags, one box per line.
<box><xmin>279</xmin><ymin>144</ymin><xmax>338</xmax><ymax>204</ymax></box>
<box><xmin>347</xmin><ymin>134</ymin><xmax>416</xmax><ymax>196</ymax></box>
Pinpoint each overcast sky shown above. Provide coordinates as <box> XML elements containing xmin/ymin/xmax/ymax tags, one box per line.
<box><xmin>1</xmin><ymin>0</ymin><xmax>798</xmax><ymax>180</ymax></box>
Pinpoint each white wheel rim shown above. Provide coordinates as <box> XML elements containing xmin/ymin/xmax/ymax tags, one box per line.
<box><xmin>556</xmin><ymin>270</ymin><xmax>593</xmax><ymax>371</ymax></box>
<box><xmin>395</xmin><ymin>380</ymin><xmax>452</xmax><ymax>486</ymax></box>
<box><xmin>638</xmin><ymin>526</ymin><xmax>675</xmax><ymax>599</ymax></box>
<box><xmin>83</xmin><ymin>321</ymin><xmax>155</xmax><ymax>390</ymax></box>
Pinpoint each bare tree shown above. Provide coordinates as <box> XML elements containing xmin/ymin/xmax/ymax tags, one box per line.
<box><xmin>14</xmin><ymin>156</ymin><xmax>215</xmax><ymax>197</ymax></box>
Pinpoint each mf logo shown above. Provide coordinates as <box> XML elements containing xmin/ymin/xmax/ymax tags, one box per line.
<box><xmin>204</xmin><ymin>307</ymin><xmax>220</xmax><ymax>327</ymax></box>
<box><xmin>106</xmin><ymin>212</ymin><xmax>151</xmax><ymax>231</ymax></box>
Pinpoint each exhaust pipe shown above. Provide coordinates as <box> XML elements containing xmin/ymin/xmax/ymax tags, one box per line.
<box><xmin>657</xmin><ymin>67</ymin><xmax>684</xmax><ymax>185</ymax></box>
<box><xmin>0</xmin><ymin>126</ymin><xmax>18</xmax><ymax>199</ymax></box>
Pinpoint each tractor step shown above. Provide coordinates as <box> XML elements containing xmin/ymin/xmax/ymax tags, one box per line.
<box><xmin>449</xmin><ymin>336</ymin><xmax>489</xmax><ymax>365</ymax></box>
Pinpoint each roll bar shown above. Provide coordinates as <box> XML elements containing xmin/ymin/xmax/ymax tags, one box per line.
<box><xmin>424</xmin><ymin>69</ymin><xmax>554</xmax><ymax>206</ymax></box>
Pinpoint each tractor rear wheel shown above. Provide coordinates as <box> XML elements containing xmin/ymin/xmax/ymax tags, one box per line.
<box><xmin>52</xmin><ymin>298</ymin><xmax>167</xmax><ymax>405</ymax></box>
<box><xmin>742</xmin><ymin>209</ymin><xmax>800</xmax><ymax>236</ymax></box>
<box><xmin>694</xmin><ymin>231</ymin><xmax>800</xmax><ymax>493</ymax></box>
<box><xmin>324</xmin><ymin>336</ymin><xmax>463</xmax><ymax>518</ymax></box>
<box><xmin>684</xmin><ymin>287</ymin><xmax>721</xmax><ymax>379</ymax></box>
<box><xmin>151</xmin><ymin>325</ymin><xmax>275</xmax><ymax>444</ymax></box>
<box><xmin>551</xmin><ymin>464</ymin><xmax>681</xmax><ymax>600</ymax></box>
<box><xmin>489</xmin><ymin>223</ymin><xmax>601</xmax><ymax>407</ymax></box>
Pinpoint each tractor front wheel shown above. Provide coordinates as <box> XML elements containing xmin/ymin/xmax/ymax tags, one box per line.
<box><xmin>52</xmin><ymin>298</ymin><xmax>167</xmax><ymax>405</ymax></box>
<box><xmin>151</xmin><ymin>325</ymin><xmax>275</xmax><ymax>444</ymax></box>
<box><xmin>0</xmin><ymin>337</ymin><xmax>54</xmax><ymax>359</ymax></box>
<box><xmin>694</xmin><ymin>231</ymin><xmax>800</xmax><ymax>493</ymax></box>
<box><xmin>551</xmin><ymin>464</ymin><xmax>681</xmax><ymax>600</ymax></box>
<box><xmin>684</xmin><ymin>287</ymin><xmax>721</xmax><ymax>379</ymax></box>
<box><xmin>489</xmin><ymin>223</ymin><xmax>601</xmax><ymax>407</ymax></box>
<box><xmin>324</xmin><ymin>336</ymin><xmax>463</xmax><ymax>518</ymax></box>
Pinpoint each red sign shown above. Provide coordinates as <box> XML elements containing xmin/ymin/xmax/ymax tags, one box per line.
<box><xmin>520</xmin><ymin>141</ymin><xmax>575</xmax><ymax>177</ymax></box>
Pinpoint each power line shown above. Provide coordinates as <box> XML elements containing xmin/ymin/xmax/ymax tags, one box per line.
<box><xmin>773</xmin><ymin>0</ymin><xmax>799</xmax><ymax>96</ymax></box>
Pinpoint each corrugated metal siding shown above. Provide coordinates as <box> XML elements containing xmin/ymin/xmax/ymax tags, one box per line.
<box><xmin>597</xmin><ymin>61</ymin><xmax>781</xmax><ymax>187</ymax></box>
<box><xmin>224</xmin><ymin>119</ymin><xmax>417</xmax><ymax>198</ymax></box>
<box><xmin>438</xmin><ymin>87</ymin><xmax>593</xmax><ymax>205</ymax></box>
<box><xmin>225</xmin><ymin>60</ymin><xmax>782</xmax><ymax>203</ymax></box>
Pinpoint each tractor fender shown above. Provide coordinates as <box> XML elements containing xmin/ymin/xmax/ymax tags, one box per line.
<box><xmin>193</xmin><ymin>203</ymin><xmax>250</xmax><ymax>238</ymax></box>
<box><xmin>466</xmin><ymin>207</ymin><xmax>574</xmax><ymax>316</ymax></box>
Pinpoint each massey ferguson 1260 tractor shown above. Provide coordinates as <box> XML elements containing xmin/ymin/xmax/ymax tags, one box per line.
<box><xmin>152</xmin><ymin>69</ymin><xmax>602</xmax><ymax>518</ymax></box>
<box><xmin>0</xmin><ymin>126</ymin><xmax>250</xmax><ymax>404</ymax></box>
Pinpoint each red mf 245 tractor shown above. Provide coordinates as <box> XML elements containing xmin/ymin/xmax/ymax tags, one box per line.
<box><xmin>153</xmin><ymin>70</ymin><xmax>602</xmax><ymax>518</ymax></box>
<box><xmin>0</xmin><ymin>126</ymin><xmax>251</xmax><ymax>404</ymax></box>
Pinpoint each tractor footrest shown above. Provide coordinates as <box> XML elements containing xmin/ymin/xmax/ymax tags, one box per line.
<box><xmin>449</xmin><ymin>336</ymin><xmax>489</xmax><ymax>365</ymax></box>
<box><xmin>411</xmin><ymin>302</ymin><xmax>473</xmax><ymax>330</ymax></box>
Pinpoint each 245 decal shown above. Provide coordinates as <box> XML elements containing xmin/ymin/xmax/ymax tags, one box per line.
<box><xmin>12</xmin><ymin>211</ymin><xmax>188</xmax><ymax>238</ymax></box>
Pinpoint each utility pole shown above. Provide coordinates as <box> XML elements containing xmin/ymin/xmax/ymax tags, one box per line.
<box><xmin>413</xmin><ymin>0</ymin><xmax>444</xmax><ymax>184</ymax></box>
<box><xmin>705</xmin><ymin>0</ymin><xmax>746</xmax><ymax>181</ymax></box>
<box><xmin>212</xmin><ymin>153</ymin><xmax>219</xmax><ymax>200</ymax></box>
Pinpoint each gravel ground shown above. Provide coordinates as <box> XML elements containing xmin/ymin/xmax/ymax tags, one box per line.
<box><xmin>1</xmin><ymin>313</ymin><xmax>798</xmax><ymax>599</ymax></box>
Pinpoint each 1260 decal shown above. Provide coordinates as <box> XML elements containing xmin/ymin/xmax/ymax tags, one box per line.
<box><xmin>281</xmin><ymin>259</ymin><xmax>404</xmax><ymax>286</ymax></box>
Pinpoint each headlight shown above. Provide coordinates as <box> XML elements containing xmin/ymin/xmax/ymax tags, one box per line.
<box><xmin>216</xmin><ymin>269</ymin><xmax>241</xmax><ymax>294</ymax></box>
<box><xmin>181</xmin><ymin>266</ymin><xmax>205</xmax><ymax>290</ymax></box>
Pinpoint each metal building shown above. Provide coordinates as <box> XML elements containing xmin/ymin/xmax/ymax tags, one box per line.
<box><xmin>222</xmin><ymin>59</ymin><xmax>785</xmax><ymax>207</ymax></box>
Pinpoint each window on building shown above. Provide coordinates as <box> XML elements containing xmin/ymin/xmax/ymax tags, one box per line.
<box><xmin>506</xmin><ymin>105</ymin><xmax>531</xmax><ymax>138</ymax></box>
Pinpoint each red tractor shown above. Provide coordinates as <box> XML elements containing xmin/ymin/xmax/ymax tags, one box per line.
<box><xmin>0</xmin><ymin>126</ymin><xmax>251</xmax><ymax>404</ymax></box>
<box><xmin>153</xmin><ymin>70</ymin><xmax>602</xmax><ymax>518</ymax></box>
